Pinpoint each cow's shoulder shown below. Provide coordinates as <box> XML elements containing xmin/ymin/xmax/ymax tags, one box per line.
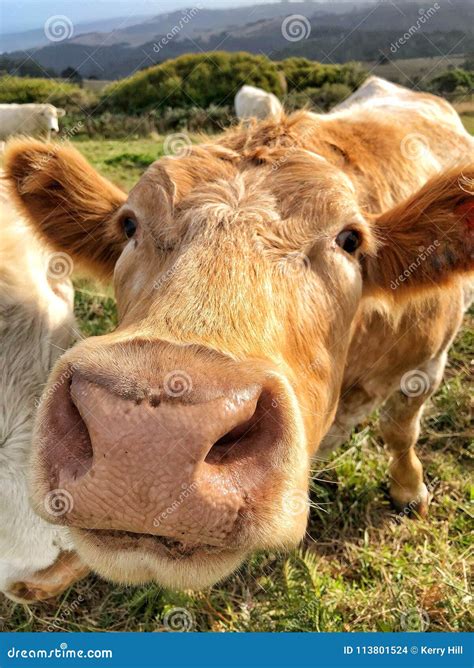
<box><xmin>332</xmin><ymin>76</ymin><xmax>466</xmax><ymax>135</ymax></box>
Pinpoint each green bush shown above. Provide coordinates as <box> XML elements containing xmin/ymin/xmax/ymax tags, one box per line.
<box><xmin>61</xmin><ymin>105</ymin><xmax>234</xmax><ymax>138</ymax></box>
<box><xmin>285</xmin><ymin>83</ymin><xmax>353</xmax><ymax>112</ymax></box>
<box><xmin>428</xmin><ymin>68</ymin><xmax>474</xmax><ymax>94</ymax></box>
<box><xmin>278</xmin><ymin>58</ymin><xmax>366</xmax><ymax>92</ymax></box>
<box><xmin>0</xmin><ymin>76</ymin><xmax>95</xmax><ymax>111</ymax></box>
<box><xmin>101</xmin><ymin>52</ymin><xmax>367</xmax><ymax>115</ymax></box>
<box><xmin>101</xmin><ymin>52</ymin><xmax>284</xmax><ymax>114</ymax></box>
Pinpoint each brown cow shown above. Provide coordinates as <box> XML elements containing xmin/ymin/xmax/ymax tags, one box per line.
<box><xmin>4</xmin><ymin>77</ymin><xmax>473</xmax><ymax>590</ymax></box>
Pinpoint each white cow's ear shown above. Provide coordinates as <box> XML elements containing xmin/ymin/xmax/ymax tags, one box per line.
<box><xmin>57</xmin><ymin>108</ymin><xmax>66</xmax><ymax>117</ymax></box>
<box><xmin>363</xmin><ymin>164</ymin><xmax>474</xmax><ymax>297</ymax></box>
<box><xmin>4</xmin><ymin>138</ymin><xmax>127</xmax><ymax>280</ymax></box>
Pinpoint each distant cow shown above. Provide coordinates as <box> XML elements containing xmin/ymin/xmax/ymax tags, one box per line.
<box><xmin>0</xmin><ymin>186</ymin><xmax>87</xmax><ymax>602</ymax></box>
<box><xmin>0</xmin><ymin>104</ymin><xmax>65</xmax><ymax>141</ymax></box>
<box><xmin>235</xmin><ymin>85</ymin><xmax>282</xmax><ymax>121</ymax></box>
<box><xmin>4</xmin><ymin>77</ymin><xmax>473</xmax><ymax>592</ymax></box>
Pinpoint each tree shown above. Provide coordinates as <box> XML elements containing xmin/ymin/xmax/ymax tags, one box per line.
<box><xmin>429</xmin><ymin>68</ymin><xmax>473</xmax><ymax>94</ymax></box>
<box><xmin>61</xmin><ymin>67</ymin><xmax>83</xmax><ymax>84</ymax></box>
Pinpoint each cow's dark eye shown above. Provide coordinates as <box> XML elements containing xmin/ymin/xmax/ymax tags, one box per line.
<box><xmin>122</xmin><ymin>217</ymin><xmax>137</xmax><ymax>239</ymax></box>
<box><xmin>336</xmin><ymin>229</ymin><xmax>361</xmax><ymax>254</ymax></box>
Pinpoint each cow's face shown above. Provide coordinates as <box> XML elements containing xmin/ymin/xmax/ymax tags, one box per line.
<box><xmin>40</xmin><ymin>105</ymin><xmax>63</xmax><ymax>134</ymax></box>
<box><xmin>5</xmin><ymin>127</ymin><xmax>472</xmax><ymax>589</ymax></box>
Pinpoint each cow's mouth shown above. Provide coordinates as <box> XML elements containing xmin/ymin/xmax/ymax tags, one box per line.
<box><xmin>70</xmin><ymin>525</ymin><xmax>247</xmax><ymax>588</ymax></box>
<box><xmin>77</xmin><ymin>528</ymin><xmax>227</xmax><ymax>560</ymax></box>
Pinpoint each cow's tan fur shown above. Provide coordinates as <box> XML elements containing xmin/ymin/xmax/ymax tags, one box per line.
<box><xmin>4</xmin><ymin>78</ymin><xmax>473</xmax><ymax>589</ymax></box>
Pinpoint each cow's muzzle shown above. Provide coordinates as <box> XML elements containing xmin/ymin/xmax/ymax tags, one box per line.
<box><xmin>31</xmin><ymin>360</ymin><xmax>285</xmax><ymax>551</ymax></box>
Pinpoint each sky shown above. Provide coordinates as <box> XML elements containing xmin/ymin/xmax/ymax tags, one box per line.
<box><xmin>0</xmin><ymin>0</ymin><xmax>309</xmax><ymax>35</ymax></box>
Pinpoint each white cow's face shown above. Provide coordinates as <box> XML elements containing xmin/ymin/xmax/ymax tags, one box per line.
<box><xmin>40</xmin><ymin>106</ymin><xmax>65</xmax><ymax>134</ymax></box>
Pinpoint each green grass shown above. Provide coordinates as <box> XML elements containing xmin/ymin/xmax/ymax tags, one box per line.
<box><xmin>461</xmin><ymin>114</ymin><xmax>474</xmax><ymax>135</ymax></box>
<box><xmin>71</xmin><ymin>138</ymin><xmax>165</xmax><ymax>190</ymax></box>
<box><xmin>0</xmin><ymin>136</ymin><xmax>472</xmax><ymax>633</ymax></box>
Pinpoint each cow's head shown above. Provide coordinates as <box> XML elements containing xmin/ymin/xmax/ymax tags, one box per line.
<box><xmin>40</xmin><ymin>105</ymin><xmax>65</xmax><ymax>134</ymax></box>
<box><xmin>5</xmin><ymin>118</ymin><xmax>473</xmax><ymax>589</ymax></box>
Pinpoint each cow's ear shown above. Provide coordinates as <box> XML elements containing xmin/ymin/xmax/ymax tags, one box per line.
<box><xmin>363</xmin><ymin>165</ymin><xmax>473</xmax><ymax>297</ymax></box>
<box><xmin>4</xmin><ymin>138</ymin><xmax>127</xmax><ymax>280</ymax></box>
<box><xmin>57</xmin><ymin>108</ymin><xmax>66</xmax><ymax>117</ymax></box>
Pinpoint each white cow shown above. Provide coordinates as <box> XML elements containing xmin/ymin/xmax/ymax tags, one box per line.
<box><xmin>234</xmin><ymin>85</ymin><xmax>283</xmax><ymax>121</ymax></box>
<box><xmin>0</xmin><ymin>185</ymin><xmax>87</xmax><ymax>603</ymax></box>
<box><xmin>0</xmin><ymin>104</ymin><xmax>65</xmax><ymax>141</ymax></box>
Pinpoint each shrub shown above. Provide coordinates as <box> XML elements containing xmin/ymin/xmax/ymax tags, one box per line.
<box><xmin>101</xmin><ymin>52</ymin><xmax>284</xmax><ymax>114</ymax></box>
<box><xmin>428</xmin><ymin>68</ymin><xmax>474</xmax><ymax>94</ymax></box>
<box><xmin>278</xmin><ymin>58</ymin><xmax>366</xmax><ymax>92</ymax></box>
<box><xmin>59</xmin><ymin>105</ymin><xmax>234</xmax><ymax>139</ymax></box>
<box><xmin>0</xmin><ymin>76</ymin><xmax>95</xmax><ymax>111</ymax></box>
<box><xmin>285</xmin><ymin>83</ymin><xmax>353</xmax><ymax>112</ymax></box>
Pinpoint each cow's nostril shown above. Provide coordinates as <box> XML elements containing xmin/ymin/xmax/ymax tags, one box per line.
<box><xmin>211</xmin><ymin>414</ymin><xmax>258</xmax><ymax>451</ymax></box>
<box><xmin>205</xmin><ymin>390</ymin><xmax>273</xmax><ymax>465</ymax></box>
<box><xmin>48</xmin><ymin>378</ymin><xmax>94</xmax><ymax>484</ymax></box>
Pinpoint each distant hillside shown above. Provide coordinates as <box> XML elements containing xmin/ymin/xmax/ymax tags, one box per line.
<box><xmin>3</xmin><ymin>0</ymin><xmax>473</xmax><ymax>79</ymax></box>
<box><xmin>0</xmin><ymin>14</ymin><xmax>155</xmax><ymax>53</ymax></box>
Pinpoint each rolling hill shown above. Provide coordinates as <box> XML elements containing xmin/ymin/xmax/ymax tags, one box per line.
<box><xmin>2</xmin><ymin>0</ymin><xmax>473</xmax><ymax>79</ymax></box>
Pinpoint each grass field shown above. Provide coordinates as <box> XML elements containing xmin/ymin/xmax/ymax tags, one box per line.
<box><xmin>0</xmin><ymin>126</ymin><xmax>472</xmax><ymax>633</ymax></box>
<box><xmin>367</xmin><ymin>54</ymin><xmax>467</xmax><ymax>87</ymax></box>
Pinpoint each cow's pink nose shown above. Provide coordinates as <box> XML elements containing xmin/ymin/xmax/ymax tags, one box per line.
<box><xmin>39</xmin><ymin>373</ymin><xmax>278</xmax><ymax>545</ymax></box>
